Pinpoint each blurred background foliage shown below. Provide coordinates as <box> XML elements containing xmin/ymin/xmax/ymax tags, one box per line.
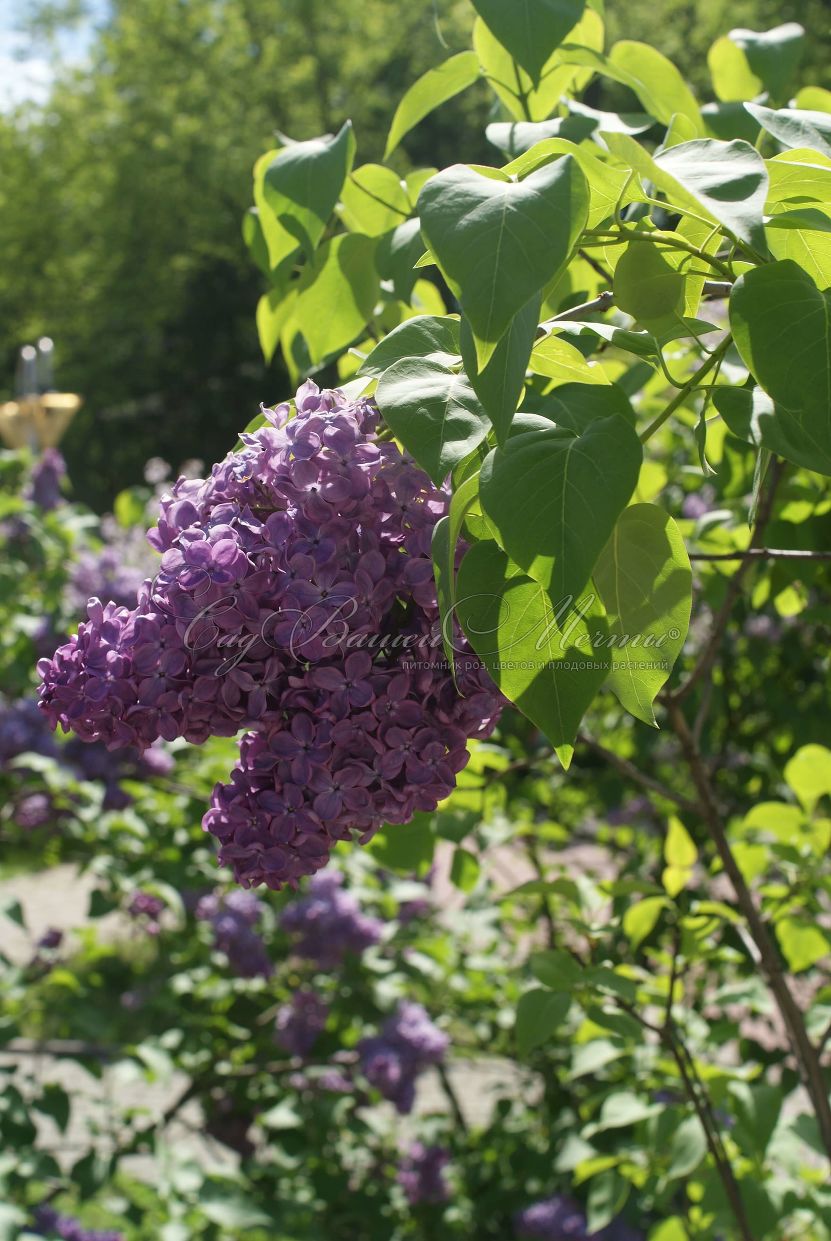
<box><xmin>1</xmin><ymin>0</ymin><xmax>829</xmax><ymax>510</ymax></box>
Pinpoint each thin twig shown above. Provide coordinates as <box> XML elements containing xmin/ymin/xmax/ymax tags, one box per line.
<box><xmin>689</xmin><ymin>548</ymin><xmax>831</xmax><ymax>562</ymax></box>
<box><xmin>541</xmin><ymin>279</ymin><xmax>732</xmax><ymax>335</ymax></box>
<box><xmin>577</xmin><ymin>732</ymin><xmax>699</xmax><ymax>816</ymax></box>
<box><xmin>437</xmin><ymin>1062</ymin><xmax>469</xmax><ymax>1134</ymax></box>
<box><xmin>639</xmin><ymin>336</ymin><xmax>732</xmax><ymax>444</ymax></box>
<box><xmin>672</xmin><ymin>458</ymin><xmax>785</xmax><ymax>704</ymax></box>
<box><xmin>665</xmin><ymin>697</ymin><xmax>831</xmax><ymax>1164</ymax></box>
<box><xmin>616</xmin><ymin>991</ymin><xmax>753</xmax><ymax>1241</ymax></box>
<box><xmin>578</xmin><ymin>248</ymin><xmax>612</xmax><ymax>282</ymax></box>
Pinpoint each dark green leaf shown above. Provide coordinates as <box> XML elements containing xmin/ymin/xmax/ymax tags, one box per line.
<box><xmin>486</xmin><ymin>116</ymin><xmax>597</xmax><ymax>156</ymax></box>
<box><xmin>516</xmin><ymin>988</ymin><xmax>571</xmax><ymax>1057</ymax></box>
<box><xmin>461</xmin><ymin>296</ymin><xmax>540</xmax><ymax>445</ymax></box>
<box><xmin>593</xmin><ymin>504</ymin><xmax>692</xmax><ymax>725</ymax></box>
<box><xmin>746</xmin><ymin>104</ymin><xmax>831</xmax><ymax>159</ymax></box>
<box><xmin>376</xmin><ymin>217</ymin><xmax>425</xmax><ymax>302</ymax></box>
<box><xmin>527</xmin><ymin>381</ymin><xmax>637</xmax><ymax>434</ymax></box>
<box><xmin>479</xmin><ymin>417</ymin><xmax>642</xmax><ymax>598</ymax></box>
<box><xmin>371</xmin><ymin>815</ymin><xmax>436</xmax><ymax>875</ymax></box>
<box><xmin>715</xmin><ymin>385</ymin><xmax>831</xmax><ymax>478</ymax></box>
<box><xmin>418</xmin><ymin>158</ymin><xmax>588</xmax><ymax>368</ymax></box>
<box><xmin>360</xmin><ymin>314</ymin><xmax>461</xmax><ymax>379</ymax></box>
<box><xmin>456</xmin><ymin>541</ymin><xmax>609</xmax><ymax>762</ymax></box>
<box><xmin>530</xmin><ymin>949</ymin><xmax>582</xmax><ymax>991</ymax></box>
<box><xmin>450</xmin><ymin>848</ymin><xmax>480</xmax><ymax>892</ymax></box>
<box><xmin>375</xmin><ymin>357</ymin><xmax>488</xmax><ymax>484</ymax></box>
<box><xmin>262</xmin><ymin>122</ymin><xmax>355</xmax><ymax>260</ymax></box>
<box><xmin>729</xmin><ymin>260</ymin><xmax>831</xmax><ymax>475</ymax></box>
<box><xmin>614</xmin><ymin>243</ymin><xmax>685</xmax><ymax>328</ymax></box>
<box><xmin>653</xmin><ymin>138</ymin><xmax>769</xmax><ymax>252</ymax></box>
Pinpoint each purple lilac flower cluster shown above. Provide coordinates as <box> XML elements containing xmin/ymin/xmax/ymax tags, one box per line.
<box><xmin>281</xmin><ymin>870</ymin><xmax>383</xmax><ymax>965</ymax></box>
<box><xmin>38</xmin><ymin>382</ymin><xmax>503</xmax><ymax>888</ymax></box>
<box><xmin>26</xmin><ymin>448</ymin><xmax>67</xmax><ymax>511</ymax></box>
<box><xmin>397</xmin><ymin>1142</ymin><xmax>451</xmax><ymax>1206</ymax></box>
<box><xmin>195</xmin><ymin>888</ymin><xmax>272</xmax><ymax>978</ymax></box>
<box><xmin>359</xmin><ymin>1000</ymin><xmax>449</xmax><ymax>1114</ymax></box>
<box><xmin>274</xmin><ymin>989</ymin><xmax>329</xmax><ymax>1056</ymax></box>
<box><xmin>1</xmin><ymin>694</ymin><xmax>172</xmax><ymax>820</ymax></box>
<box><xmin>32</xmin><ymin>1206</ymin><xmax>123</xmax><ymax>1241</ymax></box>
<box><xmin>0</xmin><ymin>695</ymin><xmax>59</xmax><ymax>764</ymax></box>
<box><xmin>514</xmin><ymin>1196</ymin><xmax>644</xmax><ymax>1241</ymax></box>
<box><xmin>127</xmin><ymin>890</ymin><xmax>166</xmax><ymax>935</ymax></box>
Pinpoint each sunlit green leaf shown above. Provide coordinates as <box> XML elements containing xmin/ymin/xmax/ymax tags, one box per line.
<box><xmin>384</xmin><ymin>52</ymin><xmax>481</xmax><ymax>159</ymax></box>
<box><xmin>418</xmin><ymin>158</ymin><xmax>588</xmax><ymax>368</ymax></box>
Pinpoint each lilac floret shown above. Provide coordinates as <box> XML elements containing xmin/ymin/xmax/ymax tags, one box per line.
<box><xmin>26</xmin><ymin>448</ymin><xmax>67</xmax><ymax>511</ymax></box>
<box><xmin>514</xmin><ymin>1196</ymin><xmax>644</xmax><ymax>1241</ymax></box>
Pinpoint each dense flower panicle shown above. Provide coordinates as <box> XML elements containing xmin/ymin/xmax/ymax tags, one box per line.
<box><xmin>127</xmin><ymin>890</ymin><xmax>165</xmax><ymax>935</ymax></box>
<box><xmin>32</xmin><ymin>1206</ymin><xmax>123</xmax><ymax>1241</ymax></box>
<box><xmin>0</xmin><ymin>695</ymin><xmax>59</xmax><ymax>764</ymax></box>
<box><xmin>280</xmin><ymin>871</ymin><xmax>383</xmax><ymax>966</ymax></box>
<box><xmin>13</xmin><ymin>791</ymin><xmax>54</xmax><ymax>830</ymax></box>
<box><xmin>514</xmin><ymin>1197</ymin><xmax>644</xmax><ymax>1241</ymax></box>
<box><xmin>27</xmin><ymin>448</ymin><xmax>67</xmax><ymax>511</ymax></box>
<box><xmin>359</xmin><ymin>1001</ymin><xmax>449</xmax><ymax>1114</ymax></box>
<box><xmin>38</xmin><ymin>382</ymin><xmax>503</xmax><ymax>887</ymax></box>
<box><xmin>196</xmin><ymin>889</ymin><xmax>271</xmax><ymax>978</ymax></box>
<box><xmin>681</xmin><ymin>484</ymin><xmax>716</xmax><ymax>521</ymax></box>
<box><xmin>274</xmin><ymin>989</ymin><xmax>329</xmax><ymax>1056</ymax></box>
<box><xmin>397</xmin><ymin>1142</ymin><xmax>451</xmax><ymax>1206</ymax></box>
<box><xmin>1</xmin><ymin>693</ymin><xmax>171</xmax><ymax>817</ymax></box>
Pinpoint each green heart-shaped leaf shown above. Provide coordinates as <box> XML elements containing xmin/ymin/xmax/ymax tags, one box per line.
<box><xmin>714</xmin><ymin>386</ymin><xmax>831</xmax><ymax>477</ymax></box>
<box><xmin>479</xmin><ymin>416</ymin><xmax>642</xmax><ymax>600</ymax></box>
<box><xmin>418</xmin><ymin>158</ymin><xmax>588</xmax><ymax>369</ymax></box>
<box><xmin>457</xmin><ymin>541</ymin><xmax>609</xmax><ymax>762</ymax></box>
<box><xmin>375</xmin><ymin>357</ymin><xmax>488</xmax><ymax>485</ymax></box>
<box><xmin>471</xmin><ymin>0</ymin><xmax>586</xmax><ymax>86</ymax></box>
<box><xmin>261</xmin><ymin>122</ymin><xmax>355</xmax><ymax>262</ymax></box>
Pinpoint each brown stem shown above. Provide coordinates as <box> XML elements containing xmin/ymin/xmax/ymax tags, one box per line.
<box><xmin>689</xmin><ymin>549</ymin><xmax>831</xmax><ymax>562</ymax></box>
<box><xmin>672</xmin><ymin>458</ymin><xmax>785</xmax><ymax>704</ymax></box>
<box><xmin>577</xmin><ymin>731</ymin><xmax>700</xmax><ymax>816</ymax></box>
<box><xmin>617</xmin><ymin>990</ymin><xmax>753</xmax><ymax>1241</ymax></box>
<box><xmin>666</xmin><ymin>697</ymin><xmax>831</xmax><ymax>1163</ymax></box>
<box><xmin>437</xmin><ymin>1062</ymin><xmax>469</xmax><ymax>1134</ymax></box>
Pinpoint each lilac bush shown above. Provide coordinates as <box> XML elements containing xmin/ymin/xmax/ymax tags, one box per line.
<box><xmin>68</xmin><ymin>516</ymin><xmax>158</xmax><ymax>612</ymax></box>
<box><xmin>26</xmin><ymin>448</ymin><xmax>67</xmax><ymax>511</ymax></box>
<box><xmin>359</xmin><ymin>1000</ymin><xmax>449</xmax><ymax>1114</ymax></box>
<box><xmin>274</xmin><ymin>989</ymin><xmax>329</xmax><ymax>1056</ymax></box>
<box><xmin>38</xmin><ymin>382</ymin><xmax>503</xmax><ymax>889</ymax></box>
<box><xmin>32</xmin><ymin>1207</ymin><xmax>123</xmax><ymax>1241</ymax></box>
<box><xmin>280</xmin><ymin>870</ymin><xmax>383</xmax><ymax>965</ymax></box>
<box><xmin>397</xmin><ymin>1142</ymin><xmax>451</xmax><ymax>1205</ymax></box>
<box><xmin>515</xmin><ymin>1197</ymin><xmax>644</xmax><ymax>1241</ymax></box>
<box><xmin>195</xmin><ymin>888</ymin><xmax>272</xmax><ymax>978</ymax></box>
